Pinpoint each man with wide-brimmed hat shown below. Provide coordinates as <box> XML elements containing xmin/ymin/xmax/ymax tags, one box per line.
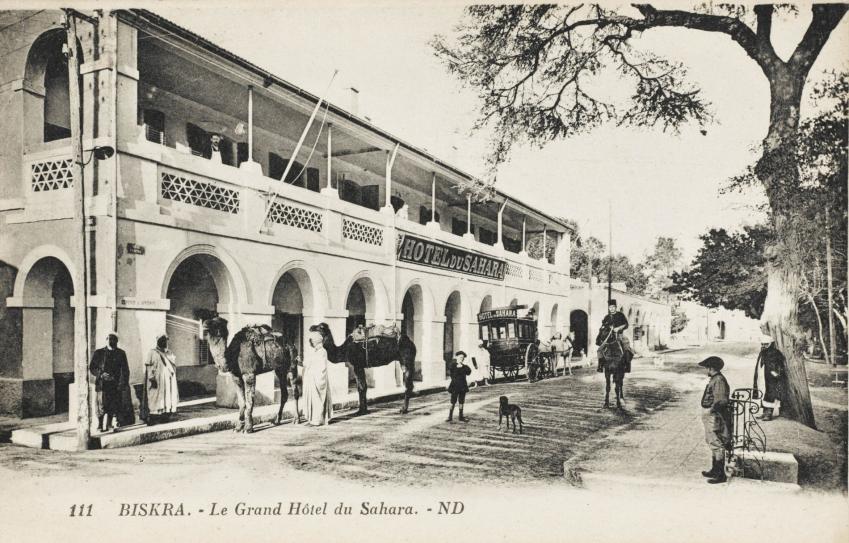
<box><xmin>757</xmin><ymin>334</ymin><xmax>785</xmax><ymax>421</ymax></box>
<box><xmin>699</xmin><ymin>356</ymin><xmax>731</xmax><ymax>484</ymax></box>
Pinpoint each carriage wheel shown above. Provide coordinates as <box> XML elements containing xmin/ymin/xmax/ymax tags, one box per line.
<box><xmin>490</xmin><ymin>367</ymin><xmax>497</xmax><ymax>381</ymax></box>
<box><xmin>525</xmin><ymin>344</ymin><xmax>539</xmax><ymax>382</ymax></box>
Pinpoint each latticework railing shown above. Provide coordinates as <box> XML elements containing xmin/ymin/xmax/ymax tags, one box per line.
<box><xmin>31</xmin><ymin>158</ymin><xmax>74</xmax><ymax>192</ymax></box>
<box><xmin>267</xmin><ymin>200</ymin><xmax>323</xmax><ymax>233</ymax></box>
<box><xmin>343</xmin><ymin>217</ymin><xmax>383</xmax><ymax>246</ymax></box>
<box><xmin>161</xmin><ymin>172</ymin><xmax>240</xmax><ymax>214</ymax></box>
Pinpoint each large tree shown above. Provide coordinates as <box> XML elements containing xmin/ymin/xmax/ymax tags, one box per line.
<box><xmin>668</xmin><ymin>226</ymin><xmax>771</xmax><ymax>320</ymax></box>
<box><xmin>433</xmin><ymin>4</ymin><xmax>848</xmax><ymax>427</ymax></box>
<box><xmin>645</xmin><ymin>236</ymin><xmax>683</xmax><ymax>302</ymax></box>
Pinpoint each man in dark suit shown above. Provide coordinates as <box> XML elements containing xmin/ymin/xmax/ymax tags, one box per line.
<box><xmin>89</xmin><ymin>333</ymin><xmax>133</xmax><ymax>432</ymax></box>
<box><xmin>757</xmin><ymin>334</ymin><xmax>785</xmax><ymax>421</ymax></box>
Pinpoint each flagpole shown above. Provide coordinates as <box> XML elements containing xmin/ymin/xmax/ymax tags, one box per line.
<box><xmin>607</xmin><ymin>199</ymin><xmax>612</xmax><ymax>304</ymax></box>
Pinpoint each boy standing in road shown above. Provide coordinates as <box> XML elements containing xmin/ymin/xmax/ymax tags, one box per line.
<box><xmin>699</xmin><ymin>356</ymin><xmax>731</xmax><ymax>484</ymax></box>
<box><xmin>447</xmin><ymin>351</ymin><xmax>472</xmax><ymax>423</ymax></box>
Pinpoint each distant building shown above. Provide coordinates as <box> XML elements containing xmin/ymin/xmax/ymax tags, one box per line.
<box><xmin>568</xmin><ymin>279</ymin><xmax>672</xmax><ymax>357</ymax></box>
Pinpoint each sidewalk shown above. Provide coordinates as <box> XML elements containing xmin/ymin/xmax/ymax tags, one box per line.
<box><xmin>563</xmin><ymin>346</ymin><xmax>848</xmax><ymax>493</ymax></box>
<box><xmin>8</xmin><ymin>382</ymin><xmax>448</xmax><ymax>451</ymax></box>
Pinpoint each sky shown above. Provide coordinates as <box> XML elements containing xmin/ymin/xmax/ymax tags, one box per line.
<box><xmin>153</xmin><ymin>1</ymin><xmax>849</xmax><ymax>266</ymax></box>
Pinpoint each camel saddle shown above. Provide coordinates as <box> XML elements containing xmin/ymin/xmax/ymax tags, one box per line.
<box><xmin>350</xmin><ymin>324</ymin><xmax>399</xmax><ymax>343</ymax></box>
<box><xmin>243</xmin><ymin>324</ymin><xmax>282</xmax><ymax>346</ymax></box>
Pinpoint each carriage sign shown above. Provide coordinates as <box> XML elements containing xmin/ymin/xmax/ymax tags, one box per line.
<box><xmin>396</xmin><ymin>233</ymin><xmax>506</xmax><ymax>280</ymax></box>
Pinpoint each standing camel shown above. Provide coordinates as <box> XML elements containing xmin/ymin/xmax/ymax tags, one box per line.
<box><xmin>205</xmin><ymin>317</ymin><xmax>299</xmax><ymax>433</ymax></box>
<box><xmin>310</xmin><ymin>322</ymin><xmax>417</xmax><ymax>415</ymax></box>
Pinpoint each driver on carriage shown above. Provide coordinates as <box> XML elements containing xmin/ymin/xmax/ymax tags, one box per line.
<box><xmin>595</xmin><ymin>299</ymin><xmax>634</xmax><ymax>372</ymax></box>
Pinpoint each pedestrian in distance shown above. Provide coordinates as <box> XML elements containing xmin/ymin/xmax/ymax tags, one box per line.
<box><xmin>757</xmin><ymin>334</ymin><xmax>785</xmax><ymax>421</ymax></box>
<box><xmin>699</xmin><ymin>356</ymin><xmax>732</xmax><ymax>484</ymax></box>
<box><xmin>471</xmin><ymin>340</ymin><xmax>491</xmax><ymax>387</ymax></box>
<box><xmin>140</xmin><ymin>334</ymin><xmax>180</xmax><ymax>425</ymax></box>
<box><xmin>89</xmin><ymin>332</ymin><xmax>132</xmax><ymax>432</ymax></box>
<box><xmin>446</xmin><ymin>351</ymin><xmax>472</xmax><ymax>423</ymax></box>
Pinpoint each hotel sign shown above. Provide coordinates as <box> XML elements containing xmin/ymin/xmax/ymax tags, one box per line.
<box><xmin>477</xmin><ymin>308</ymin><xmax>517</xmax><ymax>321</ymax></box>
<box><xmin>396</xmin><ymin>233</ymin><xmax>506</xmax><ymax>281</ymax></box>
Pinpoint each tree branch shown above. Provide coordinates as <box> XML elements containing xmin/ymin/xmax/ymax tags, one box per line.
<box><xmin>788</xmin><ymin>4</ymin><xmax>849</xmax><ymax>75</ymax></box>
<box><xmin>754</xmin><ymin>4</ymin><xmax>773</xmax><ymax>44</ymax></box>
<box><xmin>630</xmin><ymin>4</ymin><xmax>782</xmax><ymax>76</ymax></box>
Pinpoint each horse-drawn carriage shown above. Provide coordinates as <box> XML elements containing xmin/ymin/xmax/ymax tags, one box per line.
<box><xmin>477</xmin><ymin>306</ymin><xmax>565</xmax><ymax>382</ymax></box>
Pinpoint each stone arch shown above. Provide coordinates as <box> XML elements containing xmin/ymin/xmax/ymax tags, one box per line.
<box><xmin>13</xmin><ymin>253</ymin><xmax>76</xmax><ymax>416</ymax></box>
<box><xmin>549</xmin><ymin>303</ymin><xmax>560</xmax><ymax>338</ymax></box>
<box><xmin>570</xmin><ymin>309</ymin><xmax>589</xmax><ymax>356</ymax></box>
<box><xmin>159</xmin><ymin>244</ymin><xmax>248</xmax><ymax>308</ymax></box>
<box><xmin>397</xmin><ymin>278</ymin><xmax>435</xmax><ymax>322</ymax></box>
<box><xmin>442</xmin><ymin>290</ymin><xmax>465</xmax><ymax>378</ymax></box>
<box><xmin>23</xmin><ymin>28</ymin><xmax>84</xmax><ymax>147</ymax></box>
<box><xmin>342</xmin><ymin>270</ymin><xmax>390</xmax><ymax>323</ymax></box>
<box><xmin>13</xmin><ymin>244</ymin><xmax>78</xmax><ymax>299</ymax></box>
<box><xmin>478</xmin><ymin>293</ymin><xmax>494</xmax><ymax>313</ymax></box>
<box><xmin>400</xmin><ymin>281</ymin><xmax>430</xmax><ymax>382</ymax></box>
<box><xmin>267</xmin><ymin>260</ymin><xmax>329</xmax><ymax>318</ymax></box>
<box><xmin>269</xmin><ymin>261</ymin><xmax>328</xmax><ymax>357</ymax></box>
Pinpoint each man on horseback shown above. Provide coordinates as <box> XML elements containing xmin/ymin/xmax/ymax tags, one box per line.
<box><xmin>595</xmin><ymin>299</ymin><xmax>633</xmax><ymax>372</ymax></box>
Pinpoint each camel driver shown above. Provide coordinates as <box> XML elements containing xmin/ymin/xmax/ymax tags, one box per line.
<box><xmin>597</xmin><ymin>299</ymin><xmax>634</xmax><ymax>372</ymax></box>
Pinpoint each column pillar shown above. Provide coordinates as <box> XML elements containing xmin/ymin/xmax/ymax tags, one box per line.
<box><xmin>239</xmin><ymin>85</ymin><xmax>262</xmax><ymax>175</ymax></box>
<box><xmin>426</xmin><ymin>172</ymin><xmax>440</xmax><ymax>231</ymax></box>
<box><xmin>422</xmin><ymin>316</ymin><xmax>447</xmax><ymax>386</ymax></box>
<box><xmin>321</xmin><ymin>123</ymin><xmax>338</xmax><ymax>197</ymax></box>
<box><xmin>462</xmin><ymin>194</ymin><xmax>475</xmax><ymax>243</ymax></box>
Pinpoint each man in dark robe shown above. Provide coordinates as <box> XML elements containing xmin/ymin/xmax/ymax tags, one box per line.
<box><xmin>757</xmin><ymin>334</ymin><xmax>785</xmax><ymax>421</ymax></box>
<box><xmin>89</xmin><ymin>333</ymin><xmax>133</xmax><ymax>432</ymax></box>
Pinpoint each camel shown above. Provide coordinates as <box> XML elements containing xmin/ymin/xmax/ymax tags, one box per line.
<box><xmin>310</xmin><ymin>322</ymin><xmax>417</xmax><ymax>415</ymax></box>
<box><xmin>205</xmin><ymin>317</ymin><xmax>299</xmax><ymax>433</ymax></box>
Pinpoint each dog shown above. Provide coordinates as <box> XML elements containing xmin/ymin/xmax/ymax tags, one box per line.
<box><xmin>498</xmin><ymin>396</ymin><xmax>523</xmax><ymax>434</ymax></box>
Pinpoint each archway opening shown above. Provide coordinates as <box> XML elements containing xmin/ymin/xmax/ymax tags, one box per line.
<box><xmin>271</xmin><ymin>269</ymin><xmax>314</xmax><ymax>364</ymax></box>
<box><xmin>570</xmin><ymin>310</ymin><xmax>589</xmax><ymax>357</ymax></box>
<box><xmin>20</xmin><ymin>256</ymin><xmax>75</xmax><ymax>415</ymax></box>
<box><xmin>444</xmin><ymin>291</ymin><xmax>462</xmax><ymax>378</ymax></box>
<box><xmin>345</xmin><ymin>278</ymin><xmax>376</xmax><ymax>391</ymax></box>
<box><xmin>549</xmin><ymin>304</ymin><xmax>559</xmax><ymax>339</ymax></box>
<box><xmin>24</xmin><ymin>29</ymin><xmax>83</xmax><ymax>145</ymax></box>
<box><xmin>401</xmin><ymin>285</ymin><xmax>424</xmax><ymax>382</ymax></box>
<box><xmin>165</xmin><ymin>254</ymin><xmax>232</xmax><ymax>396</ymax></box>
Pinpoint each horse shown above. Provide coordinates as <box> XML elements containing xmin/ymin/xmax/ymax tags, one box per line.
<box><xmin>596</xmin><ymin>326</ymin><xmax>627</xmax><ymax>409</ymax></box>
<box><xmin>204</xmin><ymin>317</ymin><xmax>300</xmax><ymax>433</ymax></box>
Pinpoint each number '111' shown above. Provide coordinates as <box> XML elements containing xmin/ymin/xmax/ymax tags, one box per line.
<box><xmin>69</xmin><ymin>504</ymin><xmax>92</xmax><ymax>517</ymax></box>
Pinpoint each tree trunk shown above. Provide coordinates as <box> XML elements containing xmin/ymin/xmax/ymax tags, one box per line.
<box><xmin>758</xmin><ymin>71</ymin><xmax>816</xmax><ymax>428</ymax></box>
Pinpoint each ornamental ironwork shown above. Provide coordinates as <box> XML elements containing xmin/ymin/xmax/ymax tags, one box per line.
<box><xmin>267</xmin><ymin>201</ymin><xmax>323</xmax><ymax>233</ymax></box>
<box><xmin>727</xmin><ymin>387</ymin><xmax>767</xmax><ymax>480</ymax></box>
<box><xmin>31</xmin><ymin>158</ymin><xmax>74</xmax><ymax>192</ymax></box>
<box><xmin>343</xmin><ymin>217</ymin><xmax>383</xmax><ymax>246</ymax></box>
<box><xmin>161</xmin><ymin>172</ymin><xmax>240</xmax><ymax>214</ymax></box>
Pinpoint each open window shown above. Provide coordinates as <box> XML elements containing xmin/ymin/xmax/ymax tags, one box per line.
<box><xmin>143</xmin><ymin>109</ymin><xmax>165</xmax><ymax>144</ymax></box>
<box><xmin>186</xmin><ymin>123</ymin><xmax>210</xmax><ymax>157</ymax></box>
<box><xmin>43</xmin><ymin>42</ymin><xmax>71</xmax><ymax>142</ymax></box>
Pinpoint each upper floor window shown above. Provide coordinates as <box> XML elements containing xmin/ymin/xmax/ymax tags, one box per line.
<box><xmin>419</xmin><ymin>206</ymin><xmax>440</xmax><ymax>225</ymax></box>
<box><xmin>452</xmin><ymin>218</ymin><xmax>474</xmax><ymax>237</ymax></box>
<box><xmin>479</xmin><ymin>227</ymin><xmax>497</xmax><ymax>246</ymax></box>
<box><xmin>187</xmin><ymin>123</ymin><xmax>210</xmax><ymax>157</ymax></box>
<box><xmin>143</xmin><ymin>109</ymin><xmax>165</xmax><ymax>144</ymax></box>
<box><xmin>43</xmin><ymin>44</ymin><xmax>70</xmax><ymax>142</ymax></box>
<box><xmin>504</xmin><ymin>236</ymin><xmax>522</xmax><ymax>253</ymax></box>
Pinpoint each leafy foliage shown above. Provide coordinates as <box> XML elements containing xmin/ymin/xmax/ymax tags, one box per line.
<box><xmin>432</xmin><ymin>4</ymin><xmax>712</xmax><ymax>174</ymax></box>
<box><xmin>668</xmin><ymin>226</ymin><xmax>771</xmax><ymax>320</ymax></box>
<box><xmin>644</xmin><ymin>237</ymin><xmax>683</xmax><ymax>301</ymax></box>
